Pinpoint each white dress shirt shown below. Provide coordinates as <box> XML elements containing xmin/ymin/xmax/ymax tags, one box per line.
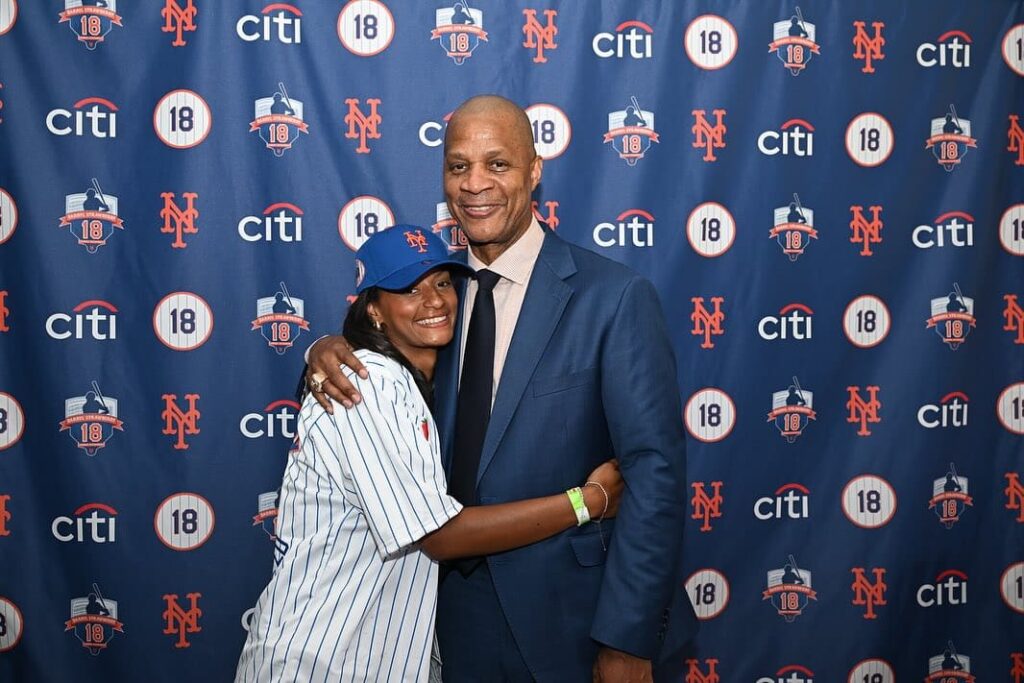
<box><xmin>459</xmin><ymin>218</ymin><xmax>546</xmax><ymax>406</ymax></box>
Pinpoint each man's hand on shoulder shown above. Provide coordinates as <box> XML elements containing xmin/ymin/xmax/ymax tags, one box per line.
<box><xmin>592</xmin><ymin>647</ymin><xmax>652</xmax><ymax>683</ymax></box>
<box><xmin>306</xmin><ymin>335</ymin><xmax>368</xmax><ymax>413</ymax></box>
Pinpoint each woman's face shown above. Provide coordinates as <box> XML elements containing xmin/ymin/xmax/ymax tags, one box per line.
<box><xmin>368</xmin><ymin>269</ymin><xmax>458</xmax><ymax>358</ymax></box>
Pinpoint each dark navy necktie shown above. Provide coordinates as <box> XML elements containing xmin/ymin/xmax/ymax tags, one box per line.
<box><xmin>449</xmin><ymin>269</ymin><xmax>501</xmax><ymax>506</ymax></box>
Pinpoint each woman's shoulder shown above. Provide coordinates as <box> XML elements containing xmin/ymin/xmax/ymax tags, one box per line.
<box><xmin>348</xmin><ymin>349</ymin><xmax>419</xmax><ymax>402</ymax></box>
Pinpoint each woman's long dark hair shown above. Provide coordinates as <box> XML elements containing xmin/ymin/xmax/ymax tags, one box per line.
<box><xmin>343</xmin><ymin>287</ymin><xmax>434</xmax><ymax>405</ymax></box>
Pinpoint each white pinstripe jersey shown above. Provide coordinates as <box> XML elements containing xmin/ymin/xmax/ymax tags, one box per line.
<box><xmin>236</xmin><ymin>350</ymin><xmax>462</xmax><ymax>682</ymax></box>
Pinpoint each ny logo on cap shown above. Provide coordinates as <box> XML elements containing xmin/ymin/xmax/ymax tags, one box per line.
<box><xmin>405</xmin><ymin>229</ymin><xmax>429</xmax><ymax>254</ymax></box>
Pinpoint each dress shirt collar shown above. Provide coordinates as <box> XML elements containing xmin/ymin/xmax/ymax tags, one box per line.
<box><xmin>466</xmin><ymin>217</ymin><xmax>544</xmax><ymax>285</ymax></box>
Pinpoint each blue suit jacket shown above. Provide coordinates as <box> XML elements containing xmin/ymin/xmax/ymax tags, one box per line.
<box><xmin>435</xmin><ymin>229</ymin><xmax>698</xmax><ymax>681</ymax></box>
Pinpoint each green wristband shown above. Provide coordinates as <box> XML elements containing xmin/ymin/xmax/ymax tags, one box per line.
<box><xmin>566</xmin><ymin>486</ymin><xmax>590</xmax><ymax>526</ymax></box>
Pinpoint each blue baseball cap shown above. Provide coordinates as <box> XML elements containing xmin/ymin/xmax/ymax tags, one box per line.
<box><xmin>354</xmin><ymin>224</ymin><xmax>473</xmax><ymax>293</ymax></box>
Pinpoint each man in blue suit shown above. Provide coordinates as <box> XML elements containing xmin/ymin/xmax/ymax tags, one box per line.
<box><xmin>307</xmin><ymin>95</ymin><xmax>696</xmax><ymax>682</ymax></box>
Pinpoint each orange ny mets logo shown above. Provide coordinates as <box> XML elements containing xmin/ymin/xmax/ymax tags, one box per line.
<box><xmin>160</xmin><ymin>192</ymin><xmax>199</xmax><ymax>249</ymax></box>
<box><xmin>685</xmin><ymin>658</ymin><xmax>720</xmax><ymax>683</ymax></box>
<box><xmin>849</xmin><ymin>205</ymin><xmax>883</xmax><ymax>256</ymax></box>
<box><xmin>522</xmin><ymin>9</ymin><xmax>558</xmax><ymax>63</ymax></box>
<box><xmin>0</xmin><ymin>494</ymin><xmax>10</xmax><ymax>536</ymax></box>
<box><xmin>850</xmin><ymin>567</ymin><xmax>887</xmax><ymax>619</ymax></box>
<box><xmin>1006</xmin><ymin>473</ymin><xmax>1024</xmax><ymax>523</ymax></box>
<box><xmin>404</xmin><ymin>229</ymin><xmax>429</xmax><ymax>253</ymax></box>
<box><xmin>162</xmin><ymin>592</ymin><xmax>202</xmax><ymax>648</ymax></box>
<box><xmin>531</xmin><ymin>200</ymin><xmax>560</xmax><ymax>230</ymax></box>
<box><xmin>1012</xmin><ymin>652</ymin><xmax>1024</xmax><ymax>683</ymax></box>
<box><xmin>161</xmin><ymin>394</ymin><xmax>200</xmax><ymax>450</ymax></box>
<box><xmin>691</xmin><ymin>296</ymin><xmax>725</xmax><ymax>349</ymax></box>
<box><xmin>691</xmin><ymin>482</ymin><xmax>723</xmax><ymax>532</ymax></box>
<box><xmin>161</xmin><ymin>0</ymin><xmax>198</xmax><ymax>47</ymax></box>
<box><xmin>1009</xmin><ymin>115</ymin><xmax>1024</xmax><ymax>166</ymax></box>
<box><xmin>344</xmin><ymin>98</ymin><xmax>382</xmax><ymax>154</ymax></box>
<box><xmin>0</xmin><ymin>290</ymin><xmax>9</xmax><ymax>332</ymax></box>
<box><xmin>852</xmin><ymin>21</ymin><xmax>885</xmax><ymax>73</ymax></box>
<box><xmin>846</xmin><ymin>385</ymin><xmax>881</xmax><ymax>436</ymax></box>
<box><xmin>1004</xmin><ymin>295</ymin><xmax>1024</xmax><ymax>344</ymax></box>
<box><xmin>691</xmin><ymin>109</ymin><xmax>727</xmax><ymax>162</ymax></box>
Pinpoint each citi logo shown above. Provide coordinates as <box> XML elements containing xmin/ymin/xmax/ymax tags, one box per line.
<box><xmin>592</xmin><ymin>20</ymin><xmax>652</xmax><ymax>59</ymax></box>
<box><xmin>758</xmin><ymin>303</ymin><xmax>813</xmax><ymax>341</ymax></box>
<box><xmin>593</xmin><ymin>209</ymin><xmax>654</xmax><ymax>247</ymax></box>
<box><xmin>238</xmin><ymin>202</ymin><xmax>304</xmax><ymax>242</ymax></box>
<box><xmin>756</xmin><ymin>664</ymin><xmax>814</xmax><ymax>683</ymax></box>
<box><xmin>418</xmin><ymin>111</ymin><xmax>453</xmax><ymax>148</ymax></box>
<box><xmin>46</xmin><ymin>300</ymin><xmax>118</xmax><ymax>340</ymax></box>
<box><xmin>754</xmin><ymin>483</ymin><xmax>810</xmax><ymax>520</ymax></box>
<box><xmin>46</xmin><ymin>97</ymin><xmax>118</xmax><ymax>138</ymax></box>
<box><xmin>52</xmin><ymin>502</ymin><xmax>117</xmax><ymax>543</ymax></box>
<box><xmin>240</xmin><ymin>399</ymin><xmax>299</xmax><ymax>439</ymax></box>
<box><xmin>916</xmin><ymin>569</ymin><xmax>968</xmax><ymax>607</ymax></box>
<box><xmin>757</xmin><ymin>118</ymin><xmax>814</xmax><ymax>157</ymax></box>
<box><xmin>917</xmin><ymin>391</ymin><xmax>969</xmax><ymax>429</ymax></box>
<box><xmin>913</xmin><ymin>211</ymin><xmax>973</xmax><ymax>249</ymax></box>
<box><xmin>917</xmin><ymin>30</ymin><xmax>971</xmax><ymax>68</ymax></box>
<box><xmin>237</xmin><ymin>3</ymin><xmax>302</xmax><ymax>43</ymax></box>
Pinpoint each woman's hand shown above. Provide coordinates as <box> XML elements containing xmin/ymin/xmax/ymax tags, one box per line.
<box><xmin>307</xmin><ymin>336</ymin><xmax>368</xmax><ymax>413</ymax></box>
<box><xmin>583</xmin><ymin>459</ymin><xmax>623</xmax><ymax>520</ymax></box>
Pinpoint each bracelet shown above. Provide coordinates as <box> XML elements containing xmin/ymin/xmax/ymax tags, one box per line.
<box><xmin>584</xmin><ymin>481</ymin><xmax>610</xmax><ymax>521</ymax></box>
<box><xmin>565</xmin><ymin>487</ymin><xmax>591</xmax><ymax>526</ymax></box>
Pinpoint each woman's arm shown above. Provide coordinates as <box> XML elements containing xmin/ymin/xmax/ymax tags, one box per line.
<box><xmin>420</xmin><ymin>462</ymin><xmax>621</xmax><ymax>561</ymax></box>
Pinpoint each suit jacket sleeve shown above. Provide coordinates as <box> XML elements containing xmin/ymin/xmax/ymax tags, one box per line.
<box><xmin>590</xmin><ymin>276</ymin><xmax>687</xmax><ymax>659</ymax></box>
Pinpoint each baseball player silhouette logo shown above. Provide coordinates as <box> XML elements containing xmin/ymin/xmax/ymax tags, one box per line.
<box><xmin>59</xmin><ymin>381</ymin><xmax>124</xmax><ymax>456</ymax></box>
<box><xmin>432</xmin><ymin>0</ymin><xmax>487</xmax><ymax>64</ymax></box>
<box><xmin>771</xmin><ymin>194</ymin><xmax>817</xmax><ymax>261</ymax></box>
<box><xmin>604</xmin><ymin>96</ymin><xmax>659</xmax><ymax>166</ymax></box>
<box><xmin>250</xmin><ymin>83</ymin><xmax>309</xmax><ymax>156</ymax></box>
<box><xmin>769</xmin><ymin>7</ymin><xmax>820</xmax><ymax>75</ymax></box>
<box><xmin>252</xmin><ymin>491</ymin><xmax>279</xmax><ymax>539</ymax></box>
<box><xmin>432</xmin><ymin>201</ymin><xmax>468</xmax><ymax>251</ymax></box>
<box><xmin>763</xmin><ymin>554</ymin><xmax>816</xmax><ymax>621</ymax></box>
<box><xmin>59</xmin><ymin>0</ymin><xmax>123</xmax><ymax>50</ymax></box>
<box><xmin>926</xmin><ymin>105</ymin><xmax>977</xmax><ymax>171</ymax></box>
<box><xmin>59</xmin><ymin>178</ymin><xmax>123</xmax><ymax>253</ymax></box>
<box><xmin>65</xmin><ymin>583</ymin><xmax>124</xmax><ymax>654</ymax></box>
<box><xmin>926</xmin><ymin>282</ymin><xmax>976</xmax><ymax>350</ymax></box>
<box><xmin>768</xmin><ymin>377</ymin><xmax>816</xmax><ymax>443</ymax></box>
<box><xmin>930</xmin><ymin>463</ymin><xmax>972</xmax><ymax>528</ymax></box>
<box><xmin>925</xmin><ymin>642</ymin><xmax>975</xmax><ymax>683</ymax></box>
<box><xmin>251</xmin><ymin>282</ymin><xmax>309</xmax><ymax>354</ymax></box>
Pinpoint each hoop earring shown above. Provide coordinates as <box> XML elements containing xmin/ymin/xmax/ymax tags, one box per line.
<box><xmin>373</xmin><ymin>319</ymin><xmax>383</xmax><ymax>331</ymax></box>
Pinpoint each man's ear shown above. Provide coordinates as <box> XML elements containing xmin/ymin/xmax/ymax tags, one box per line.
<box><xmin>530</xmin><ymin>155</ymin><xmax>543</xmax><ymax>191</ymax></box>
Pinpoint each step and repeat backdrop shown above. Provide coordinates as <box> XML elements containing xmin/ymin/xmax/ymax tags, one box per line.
<box><xmin>1</xmin><ymin>1</ymin><xmax>1023</xmax><ymax>681</ymax></box>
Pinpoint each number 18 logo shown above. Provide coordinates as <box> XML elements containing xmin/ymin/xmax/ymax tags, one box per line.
<box><xmin>155</xmin><ymin>492</ymin><xmax>215</xmax><ymax>551</ymax></box>
<box><xmin>153</xmin><ymin>292</ymin><xmax>214</xmax><ymax>351</ymax></box>
<box><xmin>684</xmin><ymin>15</ymin><xmax>738</xmax><ymax>70</ymax></box>
<box><xmin>154</xmin><ymin>90</ymin><xmax>212</xmax><ymax>149</ymax></box>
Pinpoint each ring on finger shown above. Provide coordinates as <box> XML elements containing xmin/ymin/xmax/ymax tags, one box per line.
<box><xmin>309</xmin><ymin>371</ymin><xmax>327</xmax><ymax>394</ymax></box>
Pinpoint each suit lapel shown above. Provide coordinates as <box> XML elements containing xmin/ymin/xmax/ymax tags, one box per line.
<box><xmin>475</xmin><ymin>232</ymin><xmax>576</xmax><ymax>485</ymax></box>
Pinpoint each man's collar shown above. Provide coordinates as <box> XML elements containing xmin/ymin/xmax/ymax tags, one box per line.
<box><xmin>467</xmin><ymin>217</ymin><xmax>544</xmax><ymax>285</ymax></box>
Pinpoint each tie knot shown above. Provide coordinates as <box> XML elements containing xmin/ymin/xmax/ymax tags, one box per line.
<box><xmin>475</xmin><ymin>269</ymin><xmax>501</xmax><ymax>292</ymax></box>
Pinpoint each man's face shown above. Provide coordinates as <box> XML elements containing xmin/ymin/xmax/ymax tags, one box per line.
<box><xmin>443</xmin><ymin>111</ymin><xmax>542</xmax><ymax>260</ymax></box>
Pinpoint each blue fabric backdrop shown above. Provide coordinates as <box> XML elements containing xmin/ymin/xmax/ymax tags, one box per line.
<box><xmin>1</xmin><ymin>1</ymin><xmax>1022</xmax><ymax>681</ymax></box>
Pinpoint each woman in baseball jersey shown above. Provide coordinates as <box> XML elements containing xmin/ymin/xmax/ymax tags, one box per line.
<box><xmin>236</xmin><ymin>226</ymin><xmax>621</xmax><ymax>683</ymax></box>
